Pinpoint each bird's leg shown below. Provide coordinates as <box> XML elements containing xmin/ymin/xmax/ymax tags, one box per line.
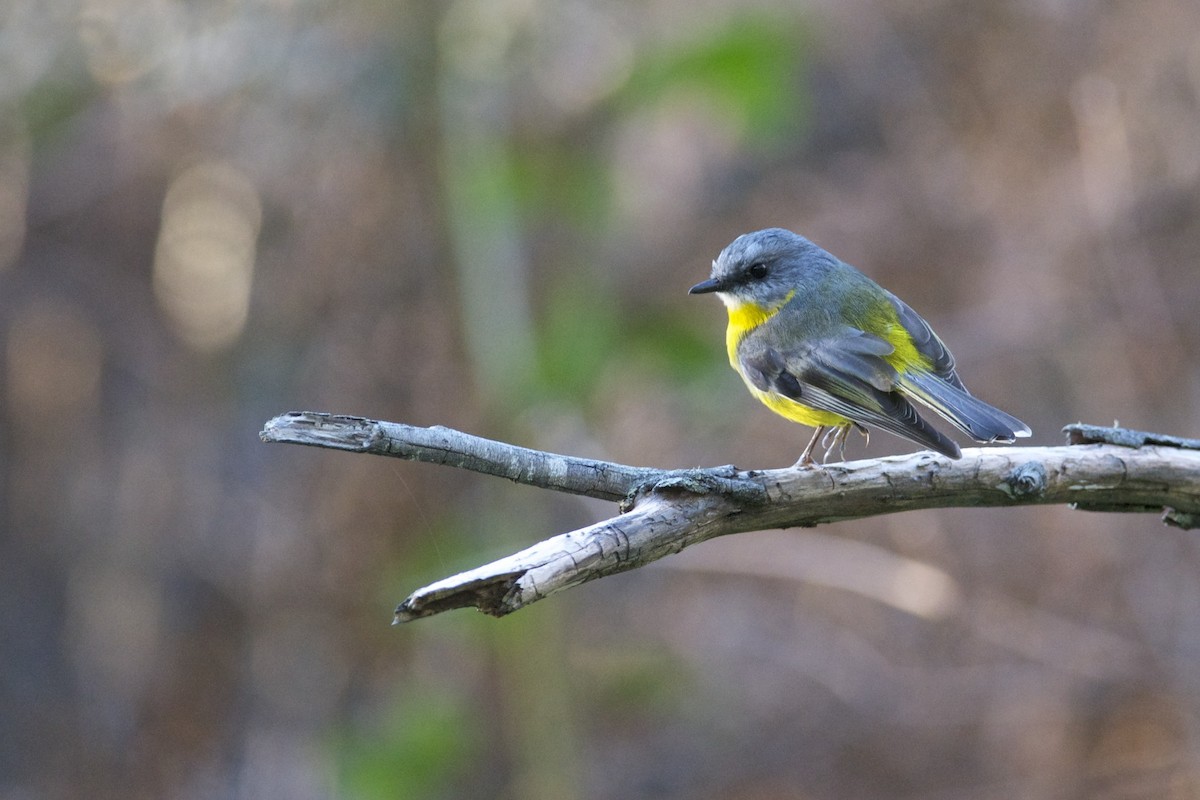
<box><xmin>793</xmin><ymin>426</ymin><xmax>827</xmax><ymax>468</ymax></box>
<box><xmin>822</xmin><ymin>425</ymin><xmax>852</xmax><ymax>463</ymax></box>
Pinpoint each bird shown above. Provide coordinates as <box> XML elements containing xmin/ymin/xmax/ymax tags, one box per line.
<box><xmin>689</xmin><ymin>228</ymin><xmax>1030</xmax><ymax>466</ymax></box>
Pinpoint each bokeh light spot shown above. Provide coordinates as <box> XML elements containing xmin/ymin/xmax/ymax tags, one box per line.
<box><xmin>153</xmin><ymin>161</ymin><xmax>261</xmax><ymax>353</ymax></box>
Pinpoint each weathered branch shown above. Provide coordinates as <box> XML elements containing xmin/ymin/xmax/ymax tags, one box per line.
<box><xmin>260</xmin><ymin>412</ymin><xmax>1200</xmax><ymax>622</ymax></box>
<box><xmin>258</xmin><ymin>411</ymin><xmax>763</xmax><ymax>503</ymax></box>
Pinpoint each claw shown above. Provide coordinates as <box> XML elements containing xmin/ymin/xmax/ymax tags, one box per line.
<box><xmin>821</xmin><ymin>425</ymin><xmax>852</xmax><ymax>463</ymax></box>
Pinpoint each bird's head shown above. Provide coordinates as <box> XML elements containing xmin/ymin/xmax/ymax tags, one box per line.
<box><xmin>689</xmin><ymin>228</ymin><xmax>829</xmax><ymax>310</ymax></box>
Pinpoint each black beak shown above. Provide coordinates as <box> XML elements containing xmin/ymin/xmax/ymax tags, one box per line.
<box><xmin>689</xmin><ymin>278</ymin><xmax>722</xmax><ymax>295</ymax></box>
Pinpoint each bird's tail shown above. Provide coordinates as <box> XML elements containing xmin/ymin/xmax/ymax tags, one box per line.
<box><xmin>899</xmin><ymin>371</ymin><xmax>1031</xmax><ymax>444</ymax></box>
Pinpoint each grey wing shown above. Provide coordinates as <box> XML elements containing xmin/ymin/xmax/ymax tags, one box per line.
<box><xmin>738</xmin><ymin>330</ymin><xmax>962</xmax><ymax>458</ymax></box>
<box><xmin>885</xmin><ymin>293</ymin><xmax>1031</xmax><ymax>441</ymax></box>
<box><xmin>886</xmin><ymin>291</ymin><xmax>964</xmax><ymax>389</ymax></box>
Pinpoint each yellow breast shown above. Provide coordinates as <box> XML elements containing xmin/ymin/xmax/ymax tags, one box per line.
<box><xmin>723</xmin><ymin>292</ymin><xmax>849</xmax><ymax>429</ymax></box>
<box><xmin>723</xmin><ymin>297</ymin><xmax>783</xmax><ymax>369</ymax></box>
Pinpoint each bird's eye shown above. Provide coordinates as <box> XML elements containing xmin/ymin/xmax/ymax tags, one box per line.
<box><xmin>748</xmin><ymin>262</ymin><xmax>768</xmax><ymax>279</ymax></box>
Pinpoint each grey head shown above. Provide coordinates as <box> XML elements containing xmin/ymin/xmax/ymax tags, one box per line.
<box><xmin>689</xmin><ymin>228</ymin><xmax>836</xmax><ymax>309</ymax></box>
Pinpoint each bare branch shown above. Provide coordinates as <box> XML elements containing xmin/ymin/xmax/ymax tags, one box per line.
<box><xmin>260</xmin><ymin>413</ymin><xmax>1200</xmax><ymax>622</ymax></box>
<box><xmin>259</xmin><ymin>411</ymin><xmax>758</xmax><ymax>503</ymax></box>
<box><xmin>1064</xmin><ymin>422</ymin><xmax>1200</xmax><ymax>450</ymax></box>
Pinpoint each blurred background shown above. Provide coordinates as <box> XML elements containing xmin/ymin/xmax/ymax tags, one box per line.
<box><xmin>3</xmin><ymin>0</ymin><xmax>1200</xmax><ymax>797</ymax></box>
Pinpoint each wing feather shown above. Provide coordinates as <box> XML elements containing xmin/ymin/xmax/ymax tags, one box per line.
<box><xmin>739</xmin><ymin>332</ymin><xmax>961</xmax><ymax>458</ymax></box>
<box><xmin>886</xmin><ymin>292</ymin><xmax>964</xmax><ymax>388</ymax></box>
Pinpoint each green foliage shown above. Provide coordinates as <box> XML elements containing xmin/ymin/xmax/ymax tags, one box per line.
<box><xmin>20</xmin><ymin>78</ymin><xmax>95</xmax><ymax>147</ymax></box>
<box><xmin>334</xmin><ymin>687</ymin><xmax>482</xmax><ymax>800</ymax></box>
<box><xmin>510</xmin><ymin>145</ymin><xmax>611</xmax><ymax>226</ymax></box>
<box><xmin>534</xmin><ymin>275</ymin><xmax>623</xmax><ymax>403</ymax></box>
<box><xmin>389</xmin><ymin>512</ymin><xmax>482</xmax><ymax>581</ymax></box>
<box><xmin>509</xmin><ymin>13</ymin><xmax>811</xmax><ymax>230</ymax></box>
<box><xmin>533</xmin><ymin>274</ymin><xmax>728</xmax><ymax>407</ymax></box>
<box><xmin>625</xmin><ymin>308</ymin><xmax>723</xmax><ymax>382</ymax></box>
<box><xmin>618</xmin><ymin>14</ymin><xmax>811</xmax><ymax>144</ymax></box>
<box><xmin>577</xmin><ymin>644</ymin><xmax>694</xmax><ymax>722</ymax></box>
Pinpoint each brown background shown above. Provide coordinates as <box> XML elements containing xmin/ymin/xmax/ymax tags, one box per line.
<box><xmin>3</xmin><ymin>1</ymin><xmax>1200</xmax><ymax>798</ymax></box>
